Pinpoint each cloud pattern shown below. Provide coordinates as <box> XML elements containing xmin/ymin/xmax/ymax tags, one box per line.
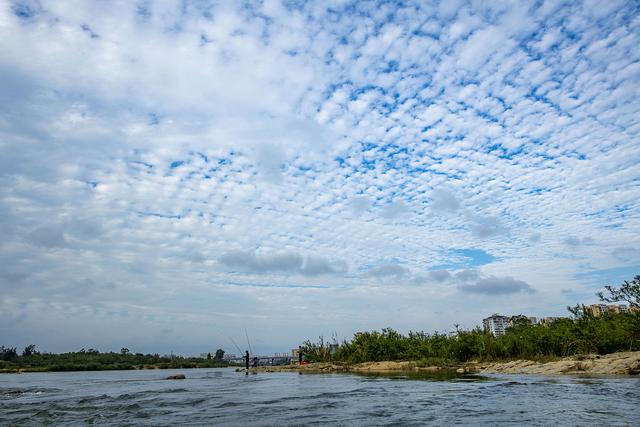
<box><xmin>0</xmin><ymin>0</ymin><xmax>639</xmax><ymax>353</ymax></box>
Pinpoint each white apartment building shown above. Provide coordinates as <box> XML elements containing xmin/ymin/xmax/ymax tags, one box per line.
<box><xmin>483</xmin><ymin>314</ymin><xmax>510</xmax><ymax>337</ymax></box>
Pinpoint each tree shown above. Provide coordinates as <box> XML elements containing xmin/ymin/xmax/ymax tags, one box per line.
<box><xmin>597</xmin><ymin>275</ymin><xmax>640</xmax><ymax>308</ymax></box>
<box><xmin>214</xmin><ymin>349</ymin><xmax>225</xmax><ymax>360</ymax></box>
<box><xmin>510</xmin><ymin>315</ymin><xmax>533</xmax><ymax>327</ymax></box>
<box><xmin>567</xmin><ymin>304</ymin><xmax>587</xmax><ymax>319</ymax></box>
<box><xmin>120</xmin><ymin>348</ymin><xmax>130</xmax><ymax>355</ymax></box>
<box><xmin>22</xmin><ymin>344</ymin><xmax>38</xmax><ymax>357</ymax></box>
<box><xmin>206</xmin><ymin>352</ymin><xmax>212</xmax><ymax>360</ymax></box>
<box><xmin>0</xmin><ymin>346</ymin><xmax>18</xmax><ymax>361</ymax></box>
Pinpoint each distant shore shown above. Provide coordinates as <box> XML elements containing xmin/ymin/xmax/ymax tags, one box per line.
<box><xmin>0</xmin><ymin>365</ymin><xmax>186</xmax><ymax>374</ymax></box>
<box><xmin>0</xmin><ymin>361</ymin><xmax>229</xmax><ymax>374</ymax></box>
<box><xmin>244</xmin><ymin>351</ymin><xmax>640</xmax><ymax>376</ymax></box>
<box><xmin>4</xmin><ymin>352</ymin><xmax>639</xmax><ymax>376</ymax></box>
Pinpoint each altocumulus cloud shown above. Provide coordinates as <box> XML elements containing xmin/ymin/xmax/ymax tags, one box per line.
<box><xmin>0</xmin><ymin>0</ymin><xmax>639</xmax><ymax>354</ymax></box>
<box><xmin>367</xmin><ymin>264</ymin><xmax>409</xmax><ymax>279</ymax></box>
<box><xmin>459</xmin><ymin>276</ymin><xmax>535</xmax><ymax>295</ymax></box>
<box><xmin>219</xmin><ymin>250</ymin><xmax>347</xmax><ymax>277</ymax></box>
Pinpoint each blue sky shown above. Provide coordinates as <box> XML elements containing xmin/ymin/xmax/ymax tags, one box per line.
<box><xmin>0</xmin><ymin>0</ymin><xmax>639</xmax><ymax>355</ymax></box>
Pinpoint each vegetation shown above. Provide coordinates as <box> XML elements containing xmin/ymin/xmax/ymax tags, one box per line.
<box><xmin>0</xmin><ymin>347</ymin><xmax>229</xmax><ymax>373</ymax></box>
<box><xmin>597</xmin><ymin>274</ymin><xmax>640</xmax><ymax>308</ymax></box>
<box><xmin>214</xmin><ymin>349</ymin><xmax>225</xmax><ymax>360</ymax></box>
<box><xmin>302</xmin><ymin>276</ymin><xmax>640</xmax><ymax>364</ymax></box>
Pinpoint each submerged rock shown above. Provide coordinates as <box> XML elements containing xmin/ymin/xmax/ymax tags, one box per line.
<box><xmin>165</xmin><ymin>374</ymin><xmax>186</xmax><ymax>380</ymax></box>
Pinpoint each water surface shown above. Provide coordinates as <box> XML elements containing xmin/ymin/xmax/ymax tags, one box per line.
<box><xmin>1</xmin><ymin>368</ymin><xmax>639</xmax><ymax>426</ymax></box>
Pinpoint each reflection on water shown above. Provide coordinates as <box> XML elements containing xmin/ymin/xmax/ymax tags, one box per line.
<box><xmin>1</xmin><ymin>368</ymin><xmax>639</xmax><ymax>426</ymax></box>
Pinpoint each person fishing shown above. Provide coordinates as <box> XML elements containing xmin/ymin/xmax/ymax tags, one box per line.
<box><xmin>244</xmin><ymin>350</ymin><xmax>250</xmax><ymax>375</ymax></box>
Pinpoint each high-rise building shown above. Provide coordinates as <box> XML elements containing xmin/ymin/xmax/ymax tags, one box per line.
<box><xmin>483</xmin><ymin>314</ymin><xmax>510</xmax><ymax>337</ymax></box>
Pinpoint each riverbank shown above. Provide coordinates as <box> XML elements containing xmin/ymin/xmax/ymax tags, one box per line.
<box><xmin>245</xmin><ymin>351</ymin><xmax>640</xmax><ymax>376</ymax></box>
<box><xmin>470</xmin><ymin>351</ymin><xmax>640</xmax><ymax>376</ymax></box>
<box><xmin>0</xmin><ymin>363</ymin><xmax>230</xmax><ymax>374</ymax></box>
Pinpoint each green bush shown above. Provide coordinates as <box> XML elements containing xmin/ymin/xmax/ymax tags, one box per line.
<box><xmin>305</xmin><ymin>310</ymin><xmax>639</xmax><ymax>364</ymax></box>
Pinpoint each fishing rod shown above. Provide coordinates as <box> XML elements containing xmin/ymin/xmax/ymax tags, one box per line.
<box><xmin>229</xmin><ymin>337</ymin><xmax>243</xmax><ymax>356</ymax></box>
<box><xmin>244</xmin><ymin>327</ymin><xmax>253</xmax><ymax>356</ymax></box>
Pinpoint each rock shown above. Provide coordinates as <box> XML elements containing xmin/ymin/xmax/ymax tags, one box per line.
<box><xmin>473</xmin><ymin>351</ymin><xmax>640</xmax><ymax>376</ymax></box>
<box><xmin>456</xmin><ymin>368</ymin><xmax>465</xmax><ymax>374</ymax></box>
<box><xmin>166</xmin><ymin>374</ymin><xmax>186</xmax><ymax>380</ymax></box>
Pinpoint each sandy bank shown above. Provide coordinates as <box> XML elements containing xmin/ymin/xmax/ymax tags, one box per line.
<box><xmin>245</xmin><ymin>351</ymin><xmax>640</xmax><ymax>376</ymax></box>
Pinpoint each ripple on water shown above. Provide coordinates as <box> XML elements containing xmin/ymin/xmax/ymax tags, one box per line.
<box><xmin>0</xmin><ymin>387</ymin><xmax>59</xmax><ymax>400</ymax></box>
<box><xmin>77</xmin><ymin>393</ymin><xmax>110</xmax><ymax>404</ymax></box>
<box><xmin>1</xmin><ymin>369</ymin><xmax>640</xmax><ymax>425</ymax></box>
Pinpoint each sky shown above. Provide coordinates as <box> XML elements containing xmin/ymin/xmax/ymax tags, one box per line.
<box><xmin>1</xmin><ymin>0</ymin><xmax>639</xmax><ymax>356</ymax></box>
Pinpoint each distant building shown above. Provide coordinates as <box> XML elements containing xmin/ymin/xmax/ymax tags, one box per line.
<box><xmin>586</xmin><ymin>304</ymin><xmax>628</xmax><ymax>317</ymax></box>
<box><xmin>483</xmin><ymin>314</ymin><xmax>510</xmax><ymax>337</ymax></box>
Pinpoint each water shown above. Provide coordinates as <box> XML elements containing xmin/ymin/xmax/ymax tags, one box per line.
<box><xmin>1</xmin><ymin>368</ymin><xmax>639</xmax><ymax>426</ymax></box>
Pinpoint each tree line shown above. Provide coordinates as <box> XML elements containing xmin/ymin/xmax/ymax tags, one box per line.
<box><xmin>0</xmin><ymin>347</ymin><xmax>229</xmax><ymax>372</ymax></box>
<box><xmin>302</xmin><ymin>275</ymin><xmax>640</xmax><ymax>364</ymax></box>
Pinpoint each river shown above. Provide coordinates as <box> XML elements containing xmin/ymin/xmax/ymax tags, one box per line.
<box><xmin>1</xmin><ymin>368</ymin><xmax>639</xmax><ymax>425</ymax></box>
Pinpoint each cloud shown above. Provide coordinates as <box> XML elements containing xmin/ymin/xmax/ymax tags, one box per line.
<box><xmin>562</xmin><ymin>236</ymin><xmax>594</xmax><ymax>247</ymax></box>
<box><xmin>367</xmin><ymin>264</ymin><xmax>409</xmax><ymax>279</ymax></box>
<box><xmin>219</xmin><ymin>250</ymin><xmax>345</xmax><ymax>277</ymax></box>
<box><xmin>430</xmin><ymin>188</ymin><xmax>461</xmax><ymax>213</ymax></box>
<box><xmin>611</xmin><ymin>247</ymin><xmax>639</xmax><ymax>263</ymax></box>
<box><xmin>349</xmin><ymin>195</ymin><xmax>372</xmax><ymax>214</ymax></box>
<box><xmin>0</xmin><ymin>270</ymin><xmax>29</xmax><ymax>286</ymax></box>
<box><xmin>456</xmin><ymin>27</ymin><xmax>505</xmax><ymax>70</ymax></box>
<box><xmin>418</xmin><ymin>268</ymin><xmax>535</xmax><ymax>297</ymax></box>
<box><xmin>427</xmin><ymin>270</ymin><xmax>452</xmax><ymax>283</ymax></box>
<box><xmin>454</xmin><ymin>269</ymin><xmax>482</xmax><ymax>283</ymax></box>
<box><xmin>28</xmin><ymin>226</ymin><xmax>67</xmax><ymax>248</ymax></box>
<box><xmin>1</xmin><ymin>0</ymin><xmax>639</xmax><ymax>353</ymax></box>
<box><xmin>459</xmin><ymin>276</ymin><xmax>535</xmax><ymax>295</ymax></box>
<box><xmin>301</xmin><ymin>256</ymin><xmax>348</xmax><ymax>277</ymax></box>
<box><xmin>468</xmin><ymin>215</ymin><xmax>508</xmax><ymax>238</ymax></box>
<box><xmin>219</xmin><ymin>251</ymin><xmax>303</xmax><ymax>274</ymax></box>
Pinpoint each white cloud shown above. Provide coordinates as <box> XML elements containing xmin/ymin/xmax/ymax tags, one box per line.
<box><xmin>1</xmin><ymin>0</ymin><xmax>639</xmax><ymax>354</ymax></box>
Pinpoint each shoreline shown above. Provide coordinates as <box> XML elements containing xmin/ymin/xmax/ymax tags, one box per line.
<box><xmin>246</xmin><ymin>351</ymin><xmax>640</xmax><ymax>377</ymax></box>
<box><xmin>469</xmin><ymin>351</ymin><xmax>640</xmax><ymax>376</ymax></box>
<box><xmin>0</xmin><ymin>364</ymin><xmax>230</xmax><ymax>374</ymax></box>
<box><xmin>3</xmin><ymin>351</ymin><xmax>638</xmax><ymax>376</ymax></box>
